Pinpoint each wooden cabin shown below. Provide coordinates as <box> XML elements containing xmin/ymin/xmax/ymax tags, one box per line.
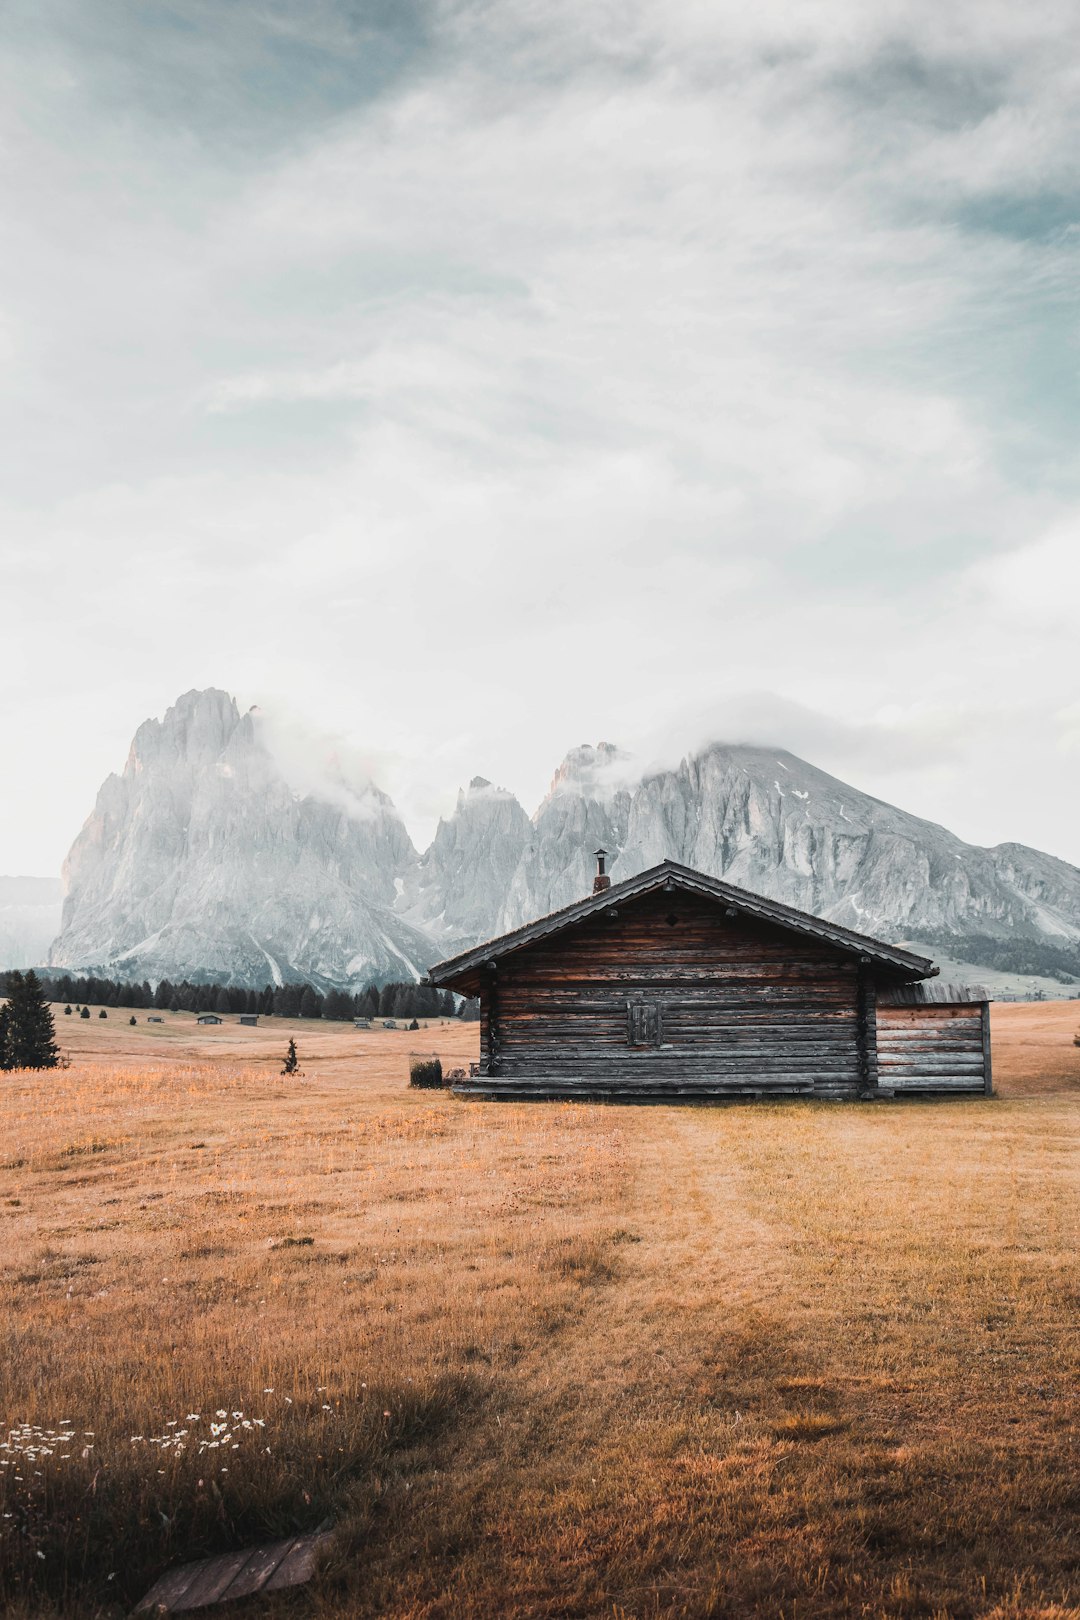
<box><xmin>238</xmin><ymin>1014</ymin><xmax>259</xmax><ymax>1027</ymax></box>
<box><xmin>427</xmin><ymin>857</ymin><xmax>992</xmax><ymax>1103</ymax></box>
<box><xmin>196</xmin><ymin>1014</ymin><xmax>223</xmax><ymax>1025</ymax></box>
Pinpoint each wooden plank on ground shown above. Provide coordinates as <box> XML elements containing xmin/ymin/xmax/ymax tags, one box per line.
<box><xmin>132</xmin><ymin>1530</ymin><xmax>333</xmax><ymax>1614</ymax></box>
<box><xmin>162</xmin><ymin>1548</ymin><xmax>252</xmax><ymax>1611</ymax></box>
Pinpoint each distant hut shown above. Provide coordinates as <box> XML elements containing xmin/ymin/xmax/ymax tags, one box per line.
<box><xmin>353</xmin><ymin>1017</ymin><xmax>371</xmax><ymax>1029</ymax></box>
<box><xmin>238</xmin><ymin>1014</ymin><xmax>258</xmax><ymax>1027</ymax></box>
<box><xmin>196</xmin><ymin>1014</ymin><xmax>223</xmax><ymax>1026</ymax></box>
<box><xmin>428</xmin><ymin>854</ymin><xmax>992</xmax><ymax>1102</ymax></box>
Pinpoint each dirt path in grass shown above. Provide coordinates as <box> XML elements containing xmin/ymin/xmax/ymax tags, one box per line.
<box><xmin>509</xmin><ymin>1106</ymin><xmax>793</xmax><ymax>1420</ymax></box>
<box><xmin>343</xmin><ymin>1097</ymin><xmax>1080</xmax><ymax>1620</ymax></box>
<box><xmin>347</xmin><ymin>1107</ymin><xmax>824</xmax><ymax>1617</ymax></box>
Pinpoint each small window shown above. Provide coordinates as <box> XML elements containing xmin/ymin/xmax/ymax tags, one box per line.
<box><xmin>627</xmin><ymin>1001</ymin><xmax>662</xmax><ymax>1046</ymax></box>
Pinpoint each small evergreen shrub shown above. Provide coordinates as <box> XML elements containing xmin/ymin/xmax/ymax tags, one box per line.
<box><xmin>409</xmin><ymin>1054</ymin><xmax>443</xmax><ymax>1089</ymax></box>
<box><xmin>80</xmin><ymin>1007</ymin><xmax>90</xmax><ymax>1020</ymax></box>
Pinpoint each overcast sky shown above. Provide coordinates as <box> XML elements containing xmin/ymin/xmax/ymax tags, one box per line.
<box><xmin>3</xmin><ymin>0</ymin><xmax>1080</xmax><ymax>873</ymax></box>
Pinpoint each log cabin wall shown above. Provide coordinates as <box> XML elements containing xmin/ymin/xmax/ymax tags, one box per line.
<box><xmin>481</xmin><ymin>890</ymin><xmax>865</xmax><ymax>1098</ymax></box>
<box><xmin>874</xmin><ymin>1000</ymin><xmax>992</xmax><ymax>1094</ymax></box>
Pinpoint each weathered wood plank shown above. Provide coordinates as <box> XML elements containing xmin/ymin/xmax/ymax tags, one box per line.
<box><xmin>265</xmin><ymin>1532</ymin><xmax>331</xmax><ymax>1591</ymax></box>
<box><xmin>163</xmin><ymin>1547</ymin><xmax>253</xmax><ymax>1610</ymax></box>
<box><xmin>981</xmin><ymin>1003</ymin><xmax>994</xmax><ymax>1096</ymax></box>
<box><xmin>217</xmin><ymin>1540</ymin><xmax>294</xmax><ymax>1601</ymax></box>
<box><xmin>132</xmin><ymin>1532</ymin><xmax>333</xmax><ymax>1614</ymax></box>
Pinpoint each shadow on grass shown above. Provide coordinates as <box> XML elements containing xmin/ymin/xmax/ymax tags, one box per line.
<box><xmin>0</xmin><ymin>1372</ymin><xmax>481</xmax><ymax>1616</ymax></box>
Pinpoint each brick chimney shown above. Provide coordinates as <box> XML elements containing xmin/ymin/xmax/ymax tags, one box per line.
<box><xmin>592</xmin><ymin>848</ymin><xmax>611</xmax><ymax>894</ymax></box>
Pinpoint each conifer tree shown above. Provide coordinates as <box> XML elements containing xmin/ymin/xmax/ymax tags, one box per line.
<box><xmin>0</xmin><ymin>1002</ymin><xmax>11</xmax><ymax>1071</ymax></box>
<box><xmin>80</xmin><ymin>1006</ymin><xmax>90</xmax><ymax>1020</ymax></box>
<box><xmin>281</xmin><ymin>1037</ymin><xmax>300</xmax><ymax>1075</ymax></box>
<box><xmin>6</xmin><ymin>971</ymin><xmax>59</xmax><ymax>1069</ymax></box>
<box><xmin>274</xmin><ymin>984</ymin><xmax>301</xmax><ymax>1018</ymax></box>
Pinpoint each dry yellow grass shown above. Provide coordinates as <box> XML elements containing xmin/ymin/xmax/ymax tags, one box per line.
<box><xmin>1</xmin><ymin>1000</ymin><xmax>1079</xmax><ymax>1618</ymax></box>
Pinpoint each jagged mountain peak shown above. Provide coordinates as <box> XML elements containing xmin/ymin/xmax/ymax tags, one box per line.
<box><xmin>460</xmin><ymin>775</ymin><xmax>518</xmax><ymax>801</ymax></box>
<box><xmin>50</xmin><ymin>690</ymin><xmax>425</xmax><ymax>988</ymax></box>
<box><xmin>447</xmin><ymin>777</ymin><xmax>522</xmax><ymax>818</ymax></box>
<box><xmin>545</xmin><ymin>740</ymin><xmax>632</xmax><ymax>804</ymax></box>
<box><xmin>128</xmin><ymin>688</ymin><xmax>241</xmax><ymax>771</ymax></box>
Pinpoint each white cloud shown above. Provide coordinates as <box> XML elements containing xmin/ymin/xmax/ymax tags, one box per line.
<box><xmin>1</xmin><ymin>0</ymin><xmax>1079</xmax><ymax>870</ymax></box>
<box><xmin>979</xmin><ymin>520</ymin><xmax>1080</xmax><ymax>627</ymax></box>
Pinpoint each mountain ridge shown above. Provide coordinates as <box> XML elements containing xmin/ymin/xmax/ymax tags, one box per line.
<box><xmin>44</xmin><ymin>688</ymin><xmax>1080</xmax><ymax>988</ymax></box>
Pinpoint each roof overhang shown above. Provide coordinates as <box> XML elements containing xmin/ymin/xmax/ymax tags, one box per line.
<box><xmin>428</xmin><ymin>860</ymin><xmax>937</xmax><ymax>989</ymax></box>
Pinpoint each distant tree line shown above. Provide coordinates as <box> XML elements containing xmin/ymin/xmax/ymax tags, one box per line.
<box><xmin>915</xmin><ymin>933</ymin><xmax>1080</xmax><ymax>984</ymax></box>
<box><xmin>2</xmin><ymin>970</ymin><xmax>476</xmax><ymax>1022</ymax></box>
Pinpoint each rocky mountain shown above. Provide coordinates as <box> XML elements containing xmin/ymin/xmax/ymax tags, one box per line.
<box><xmin>496</xmin><ymin>743</ymin><xmax>633</xmax><ymax>932</ymax></box>
<box><xmin>412</xmin><ymin>742</ymin><xmax>1080</xmax><ymax>969</ymax></box>
<box><xmin>397</xmin><ymin>777</ymin><xmax>533</xmax><ymax>948</ymax></box>
<box><xmin>46</xmin><ymin>689</ymin><xmax>1080</xmax><ymax>988</ymax></box>
<box><xmin>49</xmin><ymin>690</ymin><xmax>433</xmax><ymax>988</ymax></box>
<box><xmin>0</xmin><ymin>876</ymin><xmax>63</xmax><ymax>970</ymax></box>
<box><xmin>529</xmin><ymin>744</ymin><xmax>1080</xmax><ymax>958</ymax></box>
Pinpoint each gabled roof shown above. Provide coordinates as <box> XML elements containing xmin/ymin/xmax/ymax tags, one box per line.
<box><xmin>427</xmin><ymin>860</ymin><xmax>937</xmax><ymax>986</ymax></box>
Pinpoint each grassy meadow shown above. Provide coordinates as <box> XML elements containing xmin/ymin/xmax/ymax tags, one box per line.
<box><xmin>1</xmin><ymin>1000</ymin><xmax>1079</xmax><ymax>1618</ymax></box>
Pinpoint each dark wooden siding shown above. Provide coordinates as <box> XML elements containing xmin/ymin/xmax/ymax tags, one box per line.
<box><xmin>874</xmin><ymin>1002</ymin><xmax>991</xmax><ymax>1093</ymax></box>
<box><xmin>480</xmin><ymin>891</ymin><xmax>863</xmax><ymax>1097</ymax></box>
